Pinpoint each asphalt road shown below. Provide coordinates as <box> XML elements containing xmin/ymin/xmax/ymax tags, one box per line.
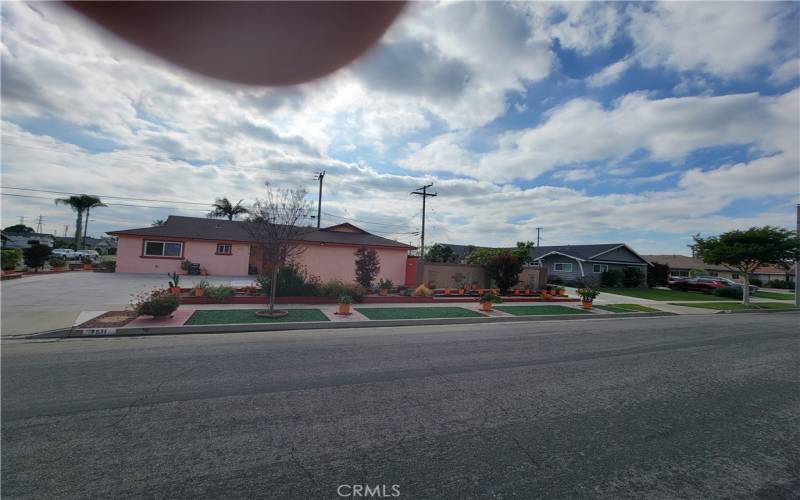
<box><xmin>2</xmin><ymin>313</ymin><xmax>799</xmax><ymax>499</ymax></box>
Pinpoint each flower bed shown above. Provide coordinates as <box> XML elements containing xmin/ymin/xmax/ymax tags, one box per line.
<box><xmin>179</xmin><ymin>294</ymin><xmax>580</xmax><ymax>305</ymax></box>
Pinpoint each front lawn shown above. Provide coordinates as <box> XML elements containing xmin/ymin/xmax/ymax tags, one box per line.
<box><xmin>599</xmin><ymin>288</ymin><xmax>729</xmax><ymax>301</ymax></box>
<box><xmin>356</xmin><ymin>307</ymin><xmax>483</xmax><ymax>320</ymax></box>
<box><xmin>494</xmin><ymin>305</ymin><xmax>588</xmax><ymax>316</ymax></box>
<box><xmin>753</xmin><ymin>291</ymin><xmax>795</xmax><ymax>301</ymax></box>
<box><xmin>669</xmin><ymin>302</ymin><xmax>799</xmax><ymax>311</ymax></box>
<box><xmin>186</xmin><ymin>308</ymin><xmax>329</xmax><ymax>325</ymax></box>
<box><xmin>595</xmin><ymin>304</ymin><xmax>661</xmax><ymax>313</ymax></box>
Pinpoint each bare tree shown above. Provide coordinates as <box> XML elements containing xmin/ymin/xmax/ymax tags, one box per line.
<box><xmin>244</xmin><ymin>185</ymin><xmax>310</xmax><ymax>316</ymax></box>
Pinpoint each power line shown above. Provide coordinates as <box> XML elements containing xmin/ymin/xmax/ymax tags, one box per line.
<box><xmin>0</xmin><ymin>192</ymin><xmax>207</xmax><ymax>211</ymax></box>
<box><xmin>2</xmin><ymin>186</ymin><xmax>210</xmax><ymax>206</ymax></box>
<box><xmin>322</xmin><ymin>211</ymin><xmax>414</xmax><ymax>229</ymax></box>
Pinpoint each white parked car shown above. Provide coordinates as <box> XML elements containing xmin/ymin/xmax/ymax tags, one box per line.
<box><xmin>75</xmin><ymin>250</ymin><xmax>100</xmax><ymax>262</ymax></box>
<box><xmin>51</xmin><ymin>248</ymin><xmax>81</xmax><ymax>261</ymax></box>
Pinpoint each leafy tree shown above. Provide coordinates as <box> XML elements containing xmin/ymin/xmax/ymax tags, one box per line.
<box><xmin>466</xmin><ymin>247</ymin><xmax>497</xmax><ymax>266</ymax></box>
<box><xmin>3</xmin><ymin>224</ymin><xmax>35</xmax><ymax>234</ymax></box>
<box><xmin>622</xmin><ymin>267</ymin><xmax>644</xmax><ymax>287</ymax></box>
<box><xmin>244</xmin><ymin>185</ymin><xmax>310</xmax><ymax>316</ymax></box>
<box><xmin>514</xmin><ymin>241</ymin><xmax>535</xmax><ymax>264</ymax></box>
<box><xmin>485</xmin><ymin>251</ymin><xmax>523</xmax><ymax>293</ymax></box>
<box><xmin>54</xmin><ymin>194</ymin><xmax>106</xmax><ymax>249</ymax></box>
<box><xmin>647</xmin><ymin>262</ymin><xmax>670</xmax><ymax>287</ymax></box>
<box><xmin>692</xmin><ymin>226</ymin><xmax>800</xmax><ymax>304</ymax></box>
<box><xmin>354</xmin><ymin>247</ymin><xmax>381</xmax><ymax>288</ymax></box>
<box><xmin>208</xmin><ymin>198</ymin><xmax>249</xmax><ymax>221</ymax></box>
<box><xmin>23</xmin><ymin>245</ymin><xmax>52</xmax><ymax>272</ymax></box>
<box><xmin>467</xmin><ymin>243</ymin><xmax>534</xmax><ymax>266</ymax></box>
<box><xmin>1</xmin><ymin>248</ymin><xmax>23</xmax><ymax>270</ymax></box>
<box><xmin>152</xmin><ymin>219</ymin><xmax>166</xmax><ymax>227</ymax></box>
<box><xmin>425</xmin><ymin>243</ymin><xmax>454</xmax><ymax>263</ymax></box>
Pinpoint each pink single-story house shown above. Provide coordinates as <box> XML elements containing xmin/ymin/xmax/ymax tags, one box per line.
<box><xmin>109</xmin><ymin>216</ymin><xmax>415</xmax><ymax>284</ymax></box>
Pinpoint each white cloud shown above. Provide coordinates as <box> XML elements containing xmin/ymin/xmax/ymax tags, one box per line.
<box><xmin>769</xmin><ymin>57</ymin><xmax>800</xmax><ymax>85</ymax></box>
<box><xmin>586</xmin><ymin>58</ymin><xmax>632</xmax><ymax>88</ymax></box>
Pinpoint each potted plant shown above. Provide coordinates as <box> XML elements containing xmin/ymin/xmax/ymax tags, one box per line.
<box><xmin>524</xmin><ymin>287</ymin><xmax>531</xmax><ymax>295</ymax></box>
<box><xmin>479</xmin><ymin>290</ymin><xmax>502</xmax><ymax>312</ymax></box>
<box><xmin>576</xmin><ymin>288</ymin><xmax>600</xmax><ymax>310</ymax></box>
<box><xmin>513</xmin><ymin>289</ymin><xmax>520</xmax><ymax>295</ymax></box>
<box><xmin>458</xmin><ymin>287</ymin><xmax>465</xmax><ymax>295</ymax></box>
<box><xmin>471</xmin><ymin>281</ymin><xmax>479</xmax><ymax>291</ymax></box>
<box><xmin>193</xmin><ymin>279</ymin><xmax>210</xmax><ymax>297</ymax></box>
<box><xmin>132</xmin><ymin>288</ymin><xmax>180</xmax><ymax>319</ymax></box>
<box><xmin>556</xmin><ymin>286</ymin><xmax>566</xmax><ymax>297</ymax></box>
<box><xmin>168</xmin><ymin>272</ymin><xmax>182</xmax><ymax>296</ymax></box>
<box><xmin>444</xmin><ymin>287</ymin><xmax>451</xmax><ymax>295</ymax></box>
<box><xmin>82</xmin><ymin>255</ymin><xmax>94</xmax><ymax>271</ymax></box>
<box><xmin>378</xmin><ymin>279</ymin><xmax>393</xmax><ymax>296</ymax></box>
<box><xmin>50</xmin><ymin>256</ymin><xmax>67</xmax><ymax>273</ymax></box>
<box><xmin>1</xmin><ymin>248</ymin><xmax>22</xmax><ymax>275</ymax></box>
<box><xmin>337</xmin><ymin>294</ymin><xmax>352</xmax><ymax>315</ymax></box>
<box><xmin>180</xmin><ymin>258</ymin><xmax>191</xmax><ymax>275</ymax></box>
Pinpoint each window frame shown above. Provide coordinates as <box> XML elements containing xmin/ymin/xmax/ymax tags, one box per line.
<box><xmin>215</xmin><ymin>242</ymin><xmax>233</xmax><ymax>256</ymax></box>
<box><xmin>553</xmin><ymin>262</ymin><xmax>573</xmax><ymax>273</ymax></box>
<box><xmin>141</xmin><ymin>239</ymin><xmax>184</xmax><ymax>259</ymax></box>
<box><xmin>592</xmin><ymin>263</ymin><xmax>608</xmax><ymax>273</ymax></box>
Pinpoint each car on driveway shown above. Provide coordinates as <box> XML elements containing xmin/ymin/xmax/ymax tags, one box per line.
<box><xmin>668</xmin><ymin>277</ymin><xmax>727</xmax><ymax>293</ymax></box>
<box><xmin>697</xmin><ymin>276</ymin><xmax>758</xmax><ymax>293</ymax></box>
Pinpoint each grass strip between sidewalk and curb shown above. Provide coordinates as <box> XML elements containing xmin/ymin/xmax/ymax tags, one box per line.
<box><xmin>753</xmin><ymin>291</ymin><xmax>796</xmax><ymax>301</ymax></box>
<box><xmin>594</xmin><ymin>304</ymin><xmax>662</xmax><ymax>313</ymax></box>
<box><xmin>186</xmin><ymin>308</ymin><xmax>329</xmax><ymax>325</ymax></box>
<box><xmin>669</xmin><ymin>302</ymin><xmax>799</xmax><ymax>311</ymax></box>
<box><xmin>355</xmin><ymin>307</ymin><xmax>483</xmax><ymax>320</ymax></box>
<box><xmin>598</xmin><ymin>288</ymin><xmax>729</xmax><ymax>301</ymax></box>
<box><xmin>494</xmin><ymin>305</ymin><xmax>588</xmax><ymax>316</ymax></box>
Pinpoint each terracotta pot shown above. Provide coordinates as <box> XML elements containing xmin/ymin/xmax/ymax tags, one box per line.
<box><xmin>471</xmin><ymin>283</ymin><xmax>479</xmax><ymax>290</ymax></box>
<box><xmin>338</xmin><ymin>303</ymin><xmax>351</xmax><ymax>315</ymax></box>
<box><xmin>558</xmin><ymin>289</ymin><xmax>566</xmax><ymax>296</ymax></box>
<box><xmin>540</xmin><ymin>290</ymin><xmax>548</xmax><ymax>297</ymax></box>
<box><xmin>83</xmin><ymin>263</ymin><xmax>93</xmax><ymax>271</ymax></box>
<box><xmin>514</xmin><ymin>289</ymin><xmax>520</xmax><ymax>295</ymax></box>
<box><xmin>480</xmin><ymin>301</ymin><xmax>493</xmax><ymax>312</ymax></box>
<box><xmin>379</xmin><ymin>288</ymin><xmax>388</xmax><ymax>296</ymax></box>
<box><xmin>524</xmin><ymin>289</ymin><xmax>531</xmax><ymax>295</ymax></box>
<box><xmin>194</xmin><ymin>288</ymin><xmax>205</xmax><ymax>297</ymax></box>
<box><xmin>170</xmin><ymin>287</ymin><xmax>182</xmax><ymax>296</ymax></box>
<box><xmin>581</xmin><ymin>300</ymin><xmax>593</xmax><ymax>310</ymax></box>
<box><xmin>444</xmin><ymin>288</ymin><xmax>451</xmax><ymax>295</ymax></box>
<box><xmin>52</xmin><ymin>266</ymin><xmax>65</xmax><ymax>273</ymax></box>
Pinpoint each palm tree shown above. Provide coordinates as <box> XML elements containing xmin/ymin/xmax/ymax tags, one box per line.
<box><xmin>208</xmin><ymin>198</ymin><xmax>249</xmax><ymax>221</ymax></box>
<box><xmin>152</xmin><ymin>219</ymin><xmax>166</xmax><ymax>227</ymax></box>
<box><xmin>54</xmin><ymin>195</ymin><xmax>106</xmax><ymax>249</ymax></box>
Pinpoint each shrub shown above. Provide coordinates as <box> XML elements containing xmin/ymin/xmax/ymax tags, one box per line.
<box><xmin>397</xmin><ymin>286</ymin><xmax>410</xmax><ymax>297</ymax></box>
<box><xmin>100</xmin><ymin>260</ymin><xmax>116</xmax><ymax>271</ymax></box>
<box><xmin>319</xmin><ymin>279</ymin><xmax>366</xmax><ymax>302</ymax></box>
<box><xmin>601</xmin><ymin>269</ymin><xmax>623</xmax><ymax>287</ymax></box>
<box><xmin>565</xmin><ymin>279</ymin><xmax>586</xmax><ymax>288</ymax></box>
<box><xmin>647</xmin><ymin>263</ymin><xmax>670</xmax><ymax>287</ymax></box>
<box><xmin>622</xmin><ymin>267</ymin><xmax>644</xmax><ymax>287</ymax></box>
<box><xmin>484</xmin><ymin>251</ymin><xmax>523</xmax><ymax>294</ymax></box>
<box><xmin>749</xmin><ymin>277</ymin><xmax>763</xmax><ymax>287</ymax></box>
<box><xmin>256</xmin><ymin>266</ymin><xmax>320</xmax><ymax>296</ymax></box>
<box><xmin>1</xmin><ymin>248</ymin><xmax>22</xmax><ymax>270</ymax></box>
<box><xmin>205</xmin><ymin>284</ymin><xmax>235</xmax><ymax>301</ymax></box>
<box><xmin>354</xmin><ymin>247</ymin><xmax>380</xmax><ymax>288</ymax></box>
<box><xmin>576</xmin><ymin>288</ymin><xmax>600</xmax><ymax>302</ymax></box>
<box><xmin>378</xmin><ymin>278</ymin><xmax>393</xmax><ymax>289</ymax></box>
<box><xmin>413</xmin><ymin>284</ymin><xmax>432</xmax><ymax>297</ymax></box>
<box><xmin>549</xmin><ymin>275</ymin><xmax>564</xmax><ymax>285</ymax></box>
<box><xmin>132</xmin><ymin>289</ymin><xmax>180</xmax><ymax>318</ymax></box>
<box><xmin>712</xmin><ymin>286</ymin><xmax>743</xmax><ymax>299</ymax></box>
<box><xmin>766</xmin><ymin>279</ymin><xmax>794</xmax><ymax>289</ymax></box>
<box><xmin>23</xmin><ymin>245</ymin><xmax>52</xmax><ymax>271</ymax></box>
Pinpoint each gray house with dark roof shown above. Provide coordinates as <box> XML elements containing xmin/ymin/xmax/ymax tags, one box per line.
<box><xmin>109</xmin><ymin>216</ymin><xmax>414</xmax><ymax>283</ymax></box>
<box><xmin>531</xmin><ymin>244</ymin><xmax>652</xmax><ymax>285</ymax></box>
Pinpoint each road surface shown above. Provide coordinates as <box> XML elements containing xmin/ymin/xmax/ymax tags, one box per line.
<box><xmin>3</xmin><ymin>314</ymin><xmax>799</xmax><ymax>498</ymax></box>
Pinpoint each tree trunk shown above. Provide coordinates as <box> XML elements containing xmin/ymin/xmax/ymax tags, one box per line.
<box><xmin>742</xmin><ymin>272</ymin><xmax>751</xmax><ymax>305</ymax></box>
<box><xmin>74</xmin><ymin>210</ymin><xmax>84</xmax><ymax>248</ymax></box>
<box><xmin>269</xmin><ymin>265</ymin><xmax>278</xmax><ymax>314</ymax></box>
<box><xmin>83</xmin><ymin>207</ymin><xmax>91</xmax><ymax>249</ymax></box>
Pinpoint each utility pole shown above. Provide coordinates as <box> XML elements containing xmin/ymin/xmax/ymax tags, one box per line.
<box><xmin>411</xmin><ymin>184</ymin><xmax>437</xmax><ymax>283</ymax></box>
<box><xmin>35</xmin><ymin>215</ymin><xmax>44</xmax><ymax>234</ymax></box>
<box><xmin>536</xmin><ymin>227</ymin><xmax>543</xmax><ymax>247</ymax></box>
<box><xmin>64</xmin><ymin>225</ymin><xmax>69</xmax><ymax>238</ymax></box>
<box><xmin>314</xmin><ymin>171</ymin><xmax>325</xmax><ymax>229</ymax></box>
<box><xmin>82</xmin><ymin>208</ymin><xmax>92</xmax><ymax>249</ymax></box>
<box><xmin>795</xmin><ymin>204</ymin><xmax>799</xmax><ymax>308</ymax></box>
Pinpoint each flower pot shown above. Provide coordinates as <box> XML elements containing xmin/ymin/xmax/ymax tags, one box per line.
<box><xmin>480</xmin><ymin>301</ymin><xmax>493</xmax><ymax>312</ymax></box>
<box><xmin>581</xmin><ymin>300</ymin><xmax>593</xmax><ymax>310</ymax></box>
<box><xmin>459</xmin><ymin>289</ymin><xmax>465</xmax><ymax>295</ymax></box>
<box><xmin>524</xmin><ymin>289</ymin><xmax>531</xmax><ymax>295</ymax></box>
<box><xmin>444</xmin><ymin>288</ymin><xmax>451</xmax><ymax>295</ymax></box>
<box><xmin>540</xmin><ymin>290</ymin><xmax>548</xmax><ymax>297</ymax></box>
<box><xmin>558</xmin><ymin>290</ymin><xmax>566</xmax><ymax>297</ymax></box>
<box><xmin>514</xmin><ymin>289</ymin><xmax>520</xmax><ymax>295</ymax></box>
<box><xmin>170</xmin><ymin>287</ymin><xmax>182</xmax><ymax>296</ymax></box>
<box><xmin>338</xmin><ymin>303</ymin><xmax>351</xmax><ymax>315</ymax></box>
<box><xmin>379</xmin><ymin>288</ymin><xmax>388</xmax><ymax>296</ymax></box>
<box><xmin>83</xmin><ymin>263</ymin><xmax>93</xmax><ymax>271</ymax></box>
<box><xmin>52</xmin><ymin>266</ymin><xmax>65</xmax><ymax>273</ymax></box>
<box><xmin>194</xmin><ymin>288</ymin><xmax>205</xmax><ymax>297</ymax></box>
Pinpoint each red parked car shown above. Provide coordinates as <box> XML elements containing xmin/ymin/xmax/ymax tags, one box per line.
<box><xmin>668</xmin><ymin>277</ymin><xmax>727</xmax><ymax>293</ymax></box>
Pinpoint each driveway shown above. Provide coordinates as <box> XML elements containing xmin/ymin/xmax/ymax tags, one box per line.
<box><xmin>1</xmin><ymin>272</ymin><xmax>257</xmax><ymax>336</ymax></box>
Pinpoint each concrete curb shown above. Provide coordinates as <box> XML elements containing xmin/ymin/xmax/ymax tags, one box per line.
<box><xmin>28</xmin><ymin>311</ymin><xmax>677</xmax><ymax>339</ymax></box>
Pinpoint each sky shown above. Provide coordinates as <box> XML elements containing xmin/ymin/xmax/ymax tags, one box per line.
<box><xmin>1</xmin><ymin>1</ymin><xmax>798</xmax><ymax>254</ymax></box>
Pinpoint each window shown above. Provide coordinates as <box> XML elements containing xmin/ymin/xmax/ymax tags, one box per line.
<box><xmin>675</xmin><ymin>270</ymin><xmax>690</xmax><ymax>277</ymax></box>
<box><xmin>216</xmin><ymin>243</ymin><xmax>232</xmax><ymax>255</ymax></box>
<box><xmin>592</xmin><ymin>264</ymin><xmax>608</xmax><ymax>273</ymax></box>
<box><xmin>731</xmin><ymin>273</ymin><xmax>740</xmax><ymax>279</ymax></box>
<box><xmin>143</xmin><ymin>240</ymin><xmax>183</xmax><ymax>257</ymax></box>
<box><xmin>707</xmin><ymin>271</ymin><xmax>718</xmax><ymax>277</ymax></box>
<box><xmin>553</xmin><ymin>263</ymin><xmax>573</xmax><ymax>272</ymax></box>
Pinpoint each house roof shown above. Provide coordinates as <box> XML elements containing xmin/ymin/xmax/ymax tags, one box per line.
<box><xmin>109</xmin><ymin>216</ymin><xmax>415</xmax><ymax>249</ymax></box>
<box><xmin>642</xmin><ymin>254</ymin><xmax>732</xmax><ymax>271</ymax></box>
<box><xmin>532</xmin><ymin>243</ymin><xmax>651</xmax><ymax>265</ymax></box>
<box><xmin>752</xmin><ymin>264</ymin><xmax>795</xmax><ymax>275</ymax></box>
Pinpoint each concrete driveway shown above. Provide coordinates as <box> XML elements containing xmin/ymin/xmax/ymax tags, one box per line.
<box><xmin>1</xmin><ymin>272</ymin><xmax>257</xmax><ymax>336</ymax></box>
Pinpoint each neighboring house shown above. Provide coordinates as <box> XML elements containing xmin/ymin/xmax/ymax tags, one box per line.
<box><xmin>0</xmin><ymin>231</ymin><xmax>54</xmax><ymax>249</ymax></box>
<box><xmin>82</xmin><ymin>236</ymin><xmax>118</xmax><ymax>254</ymax></box>
<box><xmin>749</xmin><ymin>264</ymin><xmax>795</xmax><ymax>284</ymax></box>
<box><xmin>532</xmin><ymin>244</ymin><xmax>652</xmax><ymax>285</ymax></box>
<box><xmin>643</xmin><ymin>255</ymin><xmax>741</xmax><ymax>281</ymax></box>
<box><xmin>108</xmin><ymin>216</ymin><xmax>414</xmax><ymax>282</ymax></box>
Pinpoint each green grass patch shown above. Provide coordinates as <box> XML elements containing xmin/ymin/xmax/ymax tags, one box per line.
<box><xmin>355</xmin><ymin>307</ymin><xmax>483</xmax><ymax>320</ymax></box>
<box><xmin>669</xmin><ymin>302</ymin><xmax>799</xmax><ymax>311</ymax></box>
<box><xmin>599</xmin><ymin>288</ymin><xmax>729</xmax><ymax>301</ymax></box>
<box><xmin>595</xmin><ymin>303</ymin><xmax>661</xmax><ymax>313</ymax></box>
<box><xmin>186</xmin><ymin>308</ymin><xmax>329</xmax><ymax>325</ymax></box>
<box><xmin>494</xmin><ymin>305</ymin><xmax>588</xmax><ymax>316</ymax></box>
<box><xmin>753</xmin><ymin>291</ymin><xmax>795</xmax><ymax>301</ymax></box>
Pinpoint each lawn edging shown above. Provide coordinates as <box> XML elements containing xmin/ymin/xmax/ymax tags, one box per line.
<box><xmin>30</xmin><ymin>311</ymin><xmax>677</xmax><ymax>339</ymax></box>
